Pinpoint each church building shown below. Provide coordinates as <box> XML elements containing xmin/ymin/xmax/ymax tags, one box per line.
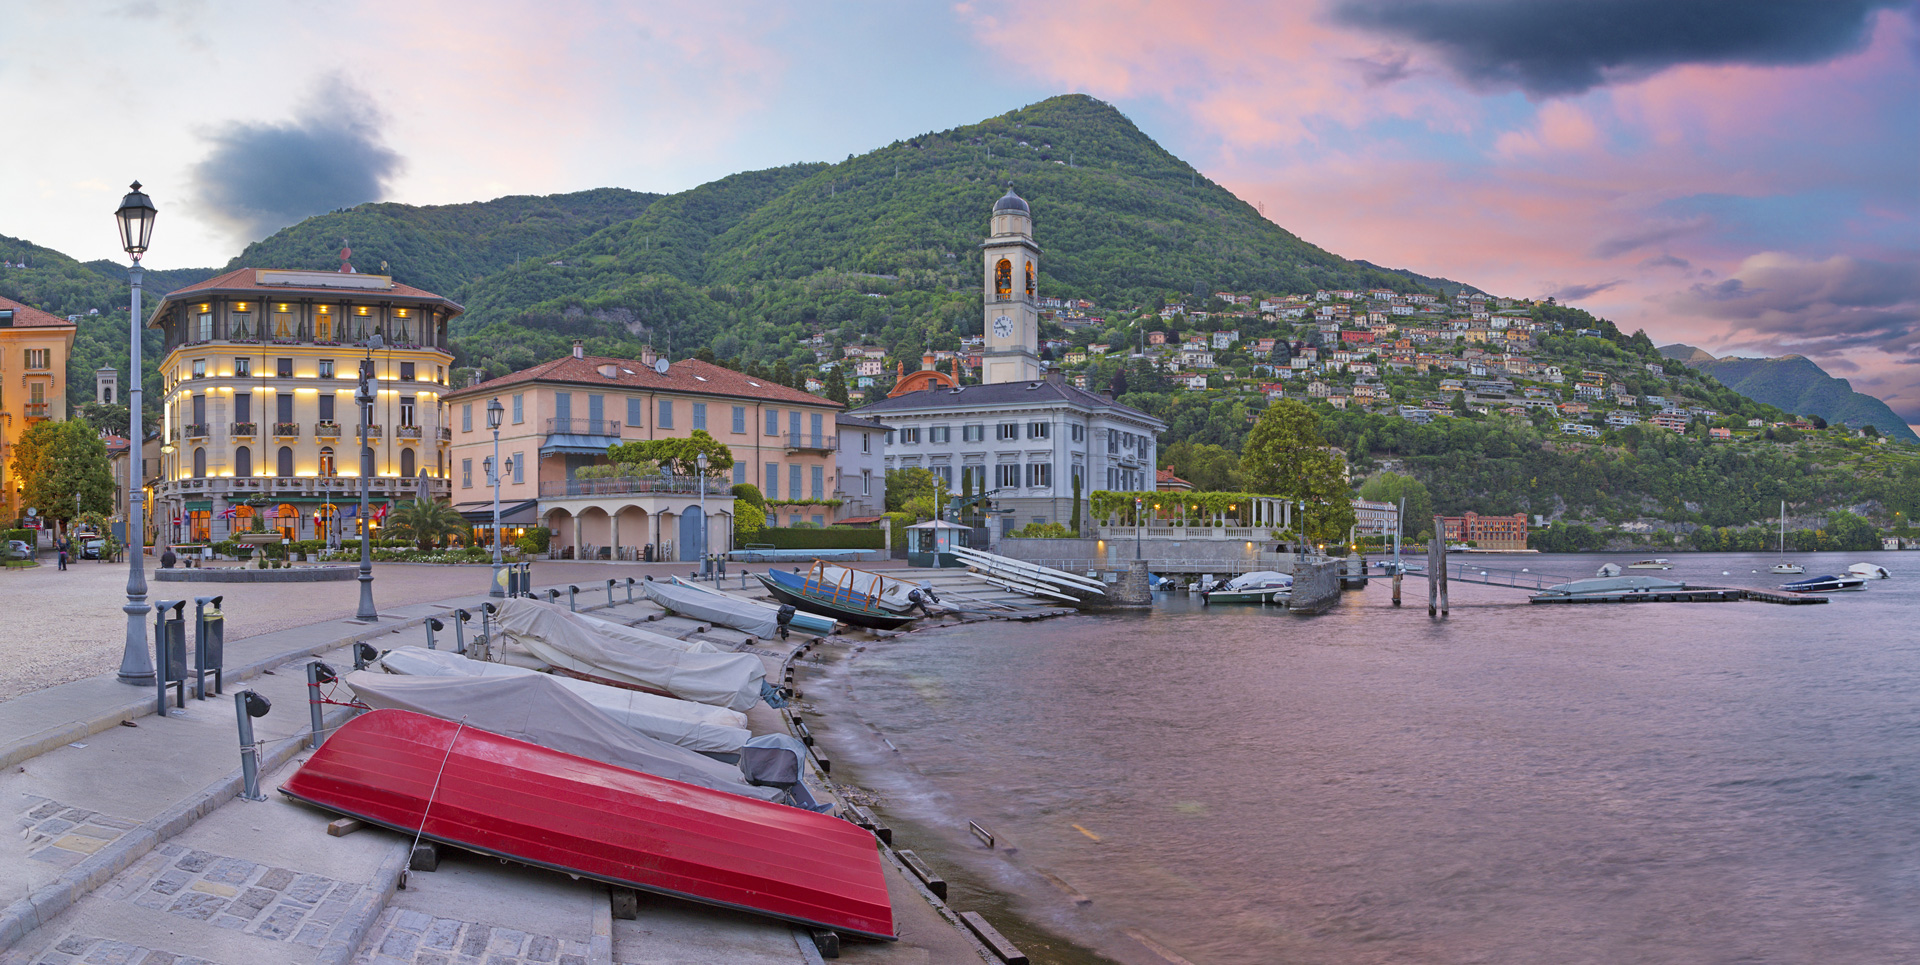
<box><xmin>851</xmin><ymin>188</ymin><xmax>1164</xmax><ymax>535</ymax></box>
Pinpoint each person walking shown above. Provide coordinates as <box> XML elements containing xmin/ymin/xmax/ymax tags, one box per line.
<box><xmin>56</xmin><ymin>537</ymin><xmax>67</xmax><ymax>571</ymax></box>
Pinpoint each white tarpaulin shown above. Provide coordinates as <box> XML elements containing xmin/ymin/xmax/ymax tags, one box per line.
<box><xmin>341</xmin><ymin>670</ymin><xmax>781</xmax><ymax>802</ymax></box>
<box><xmin>643</xmin><ymin>580</ymin><xmax>782</xmax><ymax>639</ymax></box>
<box><xmin>491</xmin><ymin>598</ymin><xmax>766</xmax><ymax>711</ymax></box>
<box><xmin>375</xmin><ymin>647</ymin><xmax>750</xmax><ymax>754</ymax></box>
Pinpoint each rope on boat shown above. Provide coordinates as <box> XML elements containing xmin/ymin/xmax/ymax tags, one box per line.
<box><xmin>409</xmin><ymin>717</ymin><xmax>470</xmax><ymax>859</ymax></box>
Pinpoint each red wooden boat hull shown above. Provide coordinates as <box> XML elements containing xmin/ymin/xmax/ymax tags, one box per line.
<box><xmin>280</xmin><ymin>709</ymin><xmax>894</xmax><ymax>940</ymax></box>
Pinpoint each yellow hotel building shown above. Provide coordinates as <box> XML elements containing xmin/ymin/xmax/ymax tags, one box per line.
<box><xmin>147</xmin><ymin>268</ymin><xmax>458</xmax><ymax>544</ymax></box>
<box><xmin>0</xmin><ymin>295</ymin><xmax>78</xmax><ymax>520</ymax></box>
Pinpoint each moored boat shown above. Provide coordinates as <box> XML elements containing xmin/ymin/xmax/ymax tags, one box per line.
<box><xmin>1779</xmin><ymin>573</ymin><xmax>1867</xmax><ymax>593</ymax></box>
<box><xmin>755</xmin><ymin>569</ymin><xmax>918</xmax><ymax>630</ymax></box>
<box><xmin>281</xmin><ymin>710</ymin><xmax>895</xmax><ymax>940</ymax></box>
<box><xmin>1626</xmin><ymin>559</ymin><xmax>1673</xmax><ymax>570</ymax></box>
<box><xmin>1531</xmin><ymin>575</ymin><xmax>1687</xmax><ymax>601</ymax></box>
<box><xmin>1847</xmin><ymin>562</ymin><xmax>1891</xmax><ymax>580</ymax></box>
<box><xmin>1199</xmin><ymin>571</ymin><xmax>1293</xmax><ymax>605</ymax></box>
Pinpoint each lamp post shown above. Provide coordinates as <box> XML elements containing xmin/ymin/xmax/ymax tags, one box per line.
<box><xmin>354</xmin><ymin>334</ymin><xmax>383</xmax><ymax>621</ymax></box>
<box><xmin>1134</xmin><ymin>496</ymin><xmax>1143</xmax><ymax>560</ymax></box>
<box><xmin>487</xmin><ymin>397</ymin><xmax>504</xmax><ymax>597</ymax></box>
<box><xmin>114</xmin><ymin>183</ymin><xmax>157</xmax><ymax>687</ymax></box>
<box><xmin>696</xmin><ymin>451</ymin><xmax>709</xmax><ymax>570</ymax></box>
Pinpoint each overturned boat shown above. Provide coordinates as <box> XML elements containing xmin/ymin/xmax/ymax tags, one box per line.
<box><xmin>490</xmin><ymin>598</ymin><xmax>767</xmax><ymax>710</ymax></box>
<box><xmin>282</xmin><ymin>710</ymin><xmax>894</xmax><ymax>940</ymax></box>
<box><xmin>756</xmin><ymin>568</ymin><xmax>919</xmax><ymax>630</ymax></box>
<box><xmin>375</xmin><ymin>646</ymin><xmax>749</xmax><ymax>755</ymax></box>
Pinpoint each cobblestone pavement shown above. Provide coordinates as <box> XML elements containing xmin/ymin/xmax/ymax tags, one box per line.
<box><xmin>351</xmin><ymin>908</ymin><xmax>591</xmax><ymax>965</ymax></box>
<box><xmin>17</xmin><ymin>796</ymin><xmax>141</xmax><ymax>872</ymax></box>
<box><xmin>14</xmin><ymin>933</ymin><xmax>217</xmax><ymax>965</ymax></box>
<box><xmin>97</xmin><ymin>843</ymin><xmax>368</xmax><ymax>948</ymax></box>
<box><xmin>0</xmin><ymin>560</ymin><xmax>677</xmax><ymax>701</ymax></box>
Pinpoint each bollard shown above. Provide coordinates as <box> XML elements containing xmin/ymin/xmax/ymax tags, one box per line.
<box><xmin>354</xmin><ymin>641</ymin><xmax>377</xmax><ymax>671</ymax></box>
<box><xmin>479</xmin><ymin>603</ymin><xmax>496</xmax><ymax>661</ymax></box>
<box><xmin>451</xmin><ymin>609</ymin><xmax>469</xmax><ymax>654</ymax></box>
<box><xmin>716</xmin><ymin>556</ymin><xmax>727</xmax><ymax>580</ymax></box>
<box><xmin>567</xmin><ymin>585</ymin><xmax>579</xmax><ymax>612</ymax></box>
<box><xmin>505</xmin><ymin>565</ymin><xmax>520</xmax><ymax>598</ymax></box>
<box><xmin>235</xmin><ymin>690</ymin><xmax>272</xmax><ymax>801</ymax></box>
<box><xmin>1392</xmin><ymin>570</ymin><xmax>1402</xmax><ymax>608</ymax></box>
<box><xmin>306</xmin><ymin>661</ymin><xmax>337</xmax><ymax>747</ymax></box>
<box><xmin>546</xmin><ymin>588</ymin><xmax>560</xmax><ymax>606</ymax></box>
<box><xmin>625</xmin><ymin>577</ymin><xmax>635</xmax><ymax>604</ymax></box>
<box><xmin>606</xmin><ymin>579</ymin><xmax>616</xmax><ymax>607</ymax></box>
<box><xmin>425</xmin><ymin>617</ymin><xmax>443</xmax><ymax>650</ymax></box>
<box><xmin>193</xmin><ymin>595</ymin><xmax>225</xmax><ymax>700</ymax></box>
<box><xmin>153</xmin><ymin>600</ymin><xmax>187</xmax><ymax>717</ymax></box>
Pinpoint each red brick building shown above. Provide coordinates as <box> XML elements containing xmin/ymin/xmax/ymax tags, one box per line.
<box><xmin>1441</xmin><ymin>512</ymin><xmax>1530</xmax><ymax>550</ymax></box>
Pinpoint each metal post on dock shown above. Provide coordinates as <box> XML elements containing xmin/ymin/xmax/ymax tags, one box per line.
<box><xmin>1432</xmin><ymin>516</ymin><xmax>1449</xmax><ymax>616</ymax></box>
<box><xmin>234</xmin><ymin>690</ymin><xmax>271</xmax><ymax>802</ymax></box>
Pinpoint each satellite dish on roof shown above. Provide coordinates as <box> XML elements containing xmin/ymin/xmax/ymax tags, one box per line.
<box><xmin>653</xmin><ymin>358</ymin><xmax>669</xmax><ymax>375</ymax></box>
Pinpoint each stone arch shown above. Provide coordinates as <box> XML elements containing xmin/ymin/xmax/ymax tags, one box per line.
<box><xmin>400</xmin><ymin>447</ymin><xmax>416</xmax><ymax>479</ymax></box>
<box><xmin>994</xmin><ymin>258</ymin><xmax>1012</xmax><ymax>296</ymax></box>
<box><xmin>277</xmin><ymin>446</ymin><xmax>294</xmax><ymax>478</ymax></box>
<box><xmin>193</xmin><ymin>447</ymin><xmax>207</xmax><ymax>478</ymax></box>
<box><xmin>234</xmin><ymin>446</ymin><xmax>252</xmax><ymax>478</ymax></box>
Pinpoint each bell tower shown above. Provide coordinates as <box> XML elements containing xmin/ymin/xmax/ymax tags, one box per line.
<box><xmin>981</xmin><ymin>186</ymin><xmax>1043</xmax><ymax>384</ymax></box>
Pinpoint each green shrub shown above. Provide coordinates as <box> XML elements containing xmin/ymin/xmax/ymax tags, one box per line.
<box><xmin>731</xmin><ymin>484</ymin><xmax>766</xmax><ymax>508</ymax></box>
<box><xmin>744</xmin><ymin>527</ymin><xmax>884</xmax><ymax>551</ymax></box>
<box><xmin>1011</xmin><ymin>522</ymin><xmax>1074</xmax><ymax>538</ymax></box>
<box><xmin>515</xmin><ymin>527</ymin><xmax>551</xmax><ymax>555</ymax></box>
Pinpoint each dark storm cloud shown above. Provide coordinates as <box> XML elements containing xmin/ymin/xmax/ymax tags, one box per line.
<box><xmin>1330</xmin><ymin>0</ymin><xmax>1912</xmax><ymax>95</ymax></box>
<box><xmin>1638</xmin><ymin>254</ymin><xmax>1692</xmax><ymax>271</ymax></box>
<box><xmin>1663</xmin><ymin>255</ymin><xmax>1920</xmax><ymax>356</ymax></box>
<box><xmin>191</xmin><ymin>76</ymin><xmax>405</xmax><ymax>241</ymax></box>
<box><xmin>1548</xmin><ymin>280</ymin><xmax>1623</xmax><ymax>301</ymax></box>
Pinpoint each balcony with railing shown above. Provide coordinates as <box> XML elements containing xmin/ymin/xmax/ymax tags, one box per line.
<box><xmin>785</xmin><ymin>432</ymin><xmax>839</xmax><ymax>453</ymax></box>
<box><xmin>396</xmin><ymin>425</ymin><xmax>423</xmax><ymax>439</ymax></box>
<box><xmin>437</xmin><ymin>427</ymin><xmax>453</xmax><ymax>442</ymax></box>
<box><xmin>230</xmin><ymin>422</ymin><xmax>257</xmax><ymax>437</ymax></box>
<box><xmin>539</xmin><ymin>473</ymin><xmax>731</xmax><ymax>499</ymax></box>
<box><xmin>24</xmin><ymin>403</ymin><xmax>50</xmax><ymax>421</ymax></box>
<box><xmin>541</xmin><ymin>418</ymin><xmax>623</xmax><ymax>455</ymax></box>
<box><xmin>272</xmin><ymin>422</ymin><xmax>300</xmax><ymax>438</ymax></box>
<box><xmin>315</xmin><ymin>421</ymin><xmax>341</xmax><ymax>438</ymax></box>
<box><xmin>357</xmin><ymin>424</ymin><xmax>383</xmax><ymax>439</ymax></box>
<box><xmin>544</xmin><ymin>418</ymin><xmax>622</xmax><ymax>437</ymax></box>
<box><xmin>184</xmin><ymin>423</ymin><xmax>210</xmax><ymax>439</ymax></box>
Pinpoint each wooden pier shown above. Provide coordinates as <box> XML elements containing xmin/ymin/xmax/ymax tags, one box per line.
<box><xmin>1529</xmin><ymin>585</ymin><xmax>1826</xmax><ymax>606</ymax></box>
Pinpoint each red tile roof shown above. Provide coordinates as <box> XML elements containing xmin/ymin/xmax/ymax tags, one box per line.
<box><xmin>158</xmin><ymin>268</ymin><xmax>460</xmax><ymax>308</ymax></box>
<box><xmin>0</xmin><ymin>294</ymin><xmax>77</xmax><ymax>328</ymax></box>
<box><xmin>446</xmin><ymin>354</ymin><xmax>840</xmax><ymax>409</ymax></box>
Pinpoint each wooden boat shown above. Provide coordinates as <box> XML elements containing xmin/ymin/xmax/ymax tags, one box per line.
<box><xmin>755</xmin><ymin>568</ymin><xmax>918</xmax><ymax>630</ymax></box>
<box><xmin>281</xmin><ymin>709</ymin><xmax>895</xmax><ymax>940</ymax></box>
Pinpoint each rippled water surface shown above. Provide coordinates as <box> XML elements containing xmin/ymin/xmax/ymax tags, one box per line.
<box><xmin>834</xmin><ymin>553</ymin><xmax>1920</xmax><ymax>965</ymax></box>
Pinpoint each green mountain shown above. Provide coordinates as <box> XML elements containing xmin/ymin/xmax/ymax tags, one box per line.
<box><xmin>1352</xmin><ymin>260</ymin><xmax>1485</xmax><ymax>297</ymax></box>
<box><xmin>1658</xmin><ymin>344</ymin><xmax>1918</xmax><ymax>443</ymax></box>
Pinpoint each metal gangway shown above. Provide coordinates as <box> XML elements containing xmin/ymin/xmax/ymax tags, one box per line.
<box><xmin>1398</xmin><ymin>559</ymin><xmax>1578</xmax><ymax>591</ymax></box>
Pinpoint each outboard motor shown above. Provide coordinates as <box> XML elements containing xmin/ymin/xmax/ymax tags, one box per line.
<box><xmin>775</xmin><ymin>604</ymin><xmax>796</xmax><ymax>641</ymax></box>
<box><xmin>907</xmin><ymin>588</ymin><xmax>934</xmax><ymax>617</ymax></box>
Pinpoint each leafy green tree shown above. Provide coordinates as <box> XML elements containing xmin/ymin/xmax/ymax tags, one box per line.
<box><xmin>9</xmin><ymin>420</ymin><xmax>114</xmax><ymax>533</ymax></box>
<box><xmin>884</xmin><ymin>467</ymin><xmax>946</xmax><ymax>519</ymax></box>
<box><xmin>1237</xmin><ymin>401</ymin><xmax>1355</xmax><ymax>543</ymax></box>
<box><xmin>1356</xmin><ymin>472</ymin><xmax>1433</xmax><ymax>534</ymax></box>
<box><xmin>1159</xmin><ymin>440</ymin><xmax>1240</xmax><ymax>491</ymax></box>
<box><xmin>823</xmin><ymin>367</ymin><xmax>849</xmax><ymax>405</ymax></box>
<box><xmin>606</xmin><ymin>430</ymin><xmax>734</xmax><ymax>477</ymax></box>
<box><xmin>76</xmin><ymin>402</ymin><xmax>129</xmax><ymax>438</ymax></box>
<box><xmin>388</xmin><ymin>499</ymin><xmax>467</xmax><ymax>551</ymax></box>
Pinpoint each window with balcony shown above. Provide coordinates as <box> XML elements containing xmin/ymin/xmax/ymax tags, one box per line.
<box><xmin>400</xmin><ymin>362</ymin><xmax>416</xmax><ymax>382</ymax></box>
<box><xmin>192</xmin><ymin>359</ymin><xmax>206</xmax><ymax>379</ymax></box>
<box><xmin>789</xmin><ymin>411</ymin><xmax>802</xmax><ymax>441</ymax></box>
<box><xmin>319</xmin><ymin>447</ymin><xmax>335</xmax><ymax>476</ymax></box>
<box><xmin>235</xmin><ymin>357</ymin><xmax>251</xmax><ymax>377</ymax></box>
<box><xmin>732</xmin><ymin>406</ymin><xmax>746</xmax><ymax>434</ymax></box>
<box><xmin>318</xmin><ymin>395</ymin><xmax>335</xmax><ymax>423</ymax></box>
<box><xmin>196</xmin><ymin>312</ymin><xmax>212</xmax><ymax>342</ymax></box>
<box><xmin>693</xmin><ymin>403</ymin><xmax>707</xmax><ymax>430</ymax></box>
<box><xmin>271</xmin><ymin>307</ymin><xmax>294</xmax><ymax>340</ymax></box>
<box><xmin>400</xmin><ymin>396</ymin><xmax>416</xmax><ymax>427</ymax></box>
<box><xmin>277</xmin><ymin>358</ymin><xmax>293</xmax><ymax>379</ymax></box>
<box><xmin>319</xmin><ymin>359</ymin><xmax>334</xmax><ymax>378</ymax></box>
<box><xmin>25</xmin><ymin>348</ymin><xmax>50</xmax><ymax>370</ymax></box>
<box><xmin>313</xmin><ymin>311</ymin><xmax>332</xmax><ymax>343</ymax></box>
<box><xmin>230</xmin><ymin>312</ymin><xmax>253</xmax><ymax>339</ymax></box>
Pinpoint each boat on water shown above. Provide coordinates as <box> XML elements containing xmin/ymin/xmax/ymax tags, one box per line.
<box><xmin>1779</xmin><ymin>573</ymin><xmax>1867</xmax><ymax>593</ymax></box>
<box><xmin>1771</xmin><ymin>500</ymin><xmax>1804</xmax><ymax>575</ymax></box>
<box><xmin>1848</xmin><ymin>562</ymin><xmax>1891</xmax><ymax>580</ymax></box>
<box><xmin>1626</xmin><ymin>559</ymin><xmax>1673</xmax><ymax>570</ymax></box>
<box><xmin>1532</xmin><ymin>575</ymin><xmax>1688</xmax><ymax>602</ymax></box>
<box><xmin>1199</xmin><ymin>571</ymin><xmax>1293</xmax><ymax>605</ymax></box>
<box><xmin>281</xmin><ymin>710</ymin><xmax>896</xmax><ymax>941</ymax></box>
<box><xmin>755</xmin><ymin>568</ymin><xmax>918</xmax><ymax>630</ymax></box>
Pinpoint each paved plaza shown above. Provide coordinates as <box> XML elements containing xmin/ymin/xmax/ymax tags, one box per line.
<box><xmin>0</xmin><ymin>558</ymin><xmax>700</xmax><ymax>701</ymax></box>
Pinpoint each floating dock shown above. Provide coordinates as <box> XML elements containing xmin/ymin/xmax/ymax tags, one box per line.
<box><xmin>1529</xmin><ymin>586</ymin><xmax>1827</xmax><ymax>605</ymax></box>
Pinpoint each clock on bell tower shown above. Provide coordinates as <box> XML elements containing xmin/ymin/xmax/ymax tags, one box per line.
<box><xmin>981</xmin><ymin>186</ymin><xmax>1043</xmax><ymax>384</ymax></box>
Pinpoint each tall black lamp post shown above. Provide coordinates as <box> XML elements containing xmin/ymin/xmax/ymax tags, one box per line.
<box><xmin>114</xmin><ymin>183</ymin><xmax>157</xmax><ymax>686</ymax></box>
<box><xmin>487</xmin><ymin>397</ymin><xmax>505</xmax><ymax>597</ymax></box>
<box><xmin>354</xmin><ymin>334</ymin><xmax>383</xmax><ymax>620</ymax></box>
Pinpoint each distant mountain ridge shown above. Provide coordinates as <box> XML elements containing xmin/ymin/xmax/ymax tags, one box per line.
<box><xmin>1658</xmin><ymin>344</ymin><xmax>1918</xmax><ymax>443</ymax></box>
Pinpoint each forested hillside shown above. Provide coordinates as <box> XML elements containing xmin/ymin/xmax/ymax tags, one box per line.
<box><xmin>1659</xmin><ymin>345</ymin><xmax>1917</xmax><ymax>442</ymax></box>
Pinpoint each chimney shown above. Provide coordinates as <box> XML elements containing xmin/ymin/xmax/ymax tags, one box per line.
<box><xmin>571</xmin><ymin>339</ymin><xmax>585</xmax><ymax>359</ymax></box>
<box><xmin>1045</xmin><ymin>365</ymin><xmax>1065</xmax><ymax>385</ymax></box>
<box><xmin>640</xmin><ymin>345</ymin><xmax>658</xmax><ymax>367</ymax></box>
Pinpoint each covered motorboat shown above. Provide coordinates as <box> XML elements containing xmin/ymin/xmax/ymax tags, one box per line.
<box><xmin>281</xmin><ymin>710</ymin><xmax>894</xmax><ymax>940</ymax></box>
<box><xmin>1199</xmin><ymin>571</ymin><xmax>1293</xmax><ymax>605</ymax></box>
<box><xmin>669</xmin><ymin>576</ymin><xmax>838</xmax><ymax>635</ymax></box>
<box><xmin>755</xmin><ymin>568</ymin><xmax>919</xmax><ymax>630</ymax></box>
<box><xmin>1848</xmin><ymin>562</ymin><xmax>1891</xmax><ymax>580</ymax></box>
<box><xmin>645</xmin><ymin>579</ymin><xmax>824</xmax><ymax>640</ymax></box>
<box><xmin>1626</xmin><ymin>559</ymin><xmax>1673</xmax><ymax>570</ymax></box>
<box><xmin>1779</xmin><ymin>573</ymin><xmax>1867</xmax><ymax>593</ymax></box>
<box><xmin>340</xmin><ymin>672</ymin><xmax>779</xmax><ymax>802</ymax></box>
<box><xmin>1532</xmin><ymin>575</ymin><xmax>1687</xmax><ymax>601</ymax></box>
<box><xmin>375</xmin><ymin>646</ymin><xmax>749</xmax><ymax>754</ymax></box>
<box><xmin>491</xmin><ymin>598</ymin><xmax>768</xmax><ymax>711</ymax></box>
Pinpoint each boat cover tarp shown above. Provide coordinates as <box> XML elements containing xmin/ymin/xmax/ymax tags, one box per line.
<box><xmin>672</xmin><ymin>577</ymin><xmax>837</xmax><ymax>635</ymax></box>
<box><xmin>374</xmin><ymin>646</ymin><xmax>749</xmax><ymax>754</ymax></box>
<box><xmin>1225</xmin><ymin>571</ymin><xmax>1292</xmax><ymax>590</ymax></box>
<box><xmin>340</xmin><ymin>671</ymin><xmax>780</xmax><ymax>802</ymax></box>
<box><xmin>490</xmin><ymin>598</ymin><xmax>765</xmax><ymax>710</ymax></box>
<box><xmin>279</xmin><ymin>710</ymin><xmax>893</xmax><ymax>939</ymax></box>
<box><xmin>644</xmin><ymin>580</ymin><xmax>783</xmax><ymax>638</ymax></box>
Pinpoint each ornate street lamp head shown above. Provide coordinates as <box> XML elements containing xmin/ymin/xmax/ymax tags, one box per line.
<box><xmin>486</xmin><ymin>397</ymin><xmax>504</xmax><ymax>430</ymax></box>
<box><xmin>114</xmin><ymin>182</ymin><xmax>157</xmax><ymax>259</ymax></box>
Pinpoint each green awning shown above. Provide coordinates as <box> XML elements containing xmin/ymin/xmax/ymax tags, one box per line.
<box><xmin>184</xmin><ymin>500</ymin><xmax>212</xmax><ymax>511</ymax></box>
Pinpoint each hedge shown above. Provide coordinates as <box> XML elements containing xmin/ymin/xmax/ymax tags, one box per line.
<box><xmin>736</xmin><ymin>527</ymin><xmax>884</xmax><ymax>551</ymax></box>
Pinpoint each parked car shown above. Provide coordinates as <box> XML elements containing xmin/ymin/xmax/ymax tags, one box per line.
<box><xmin>80</xmin><ymin>538</ymin><xmax>106</xmax><ymax>560</ymax></box>
<box><xmin>5</xmin><ymin>539</ymin><xmax>32</xmax><ymax>559</ymax></box>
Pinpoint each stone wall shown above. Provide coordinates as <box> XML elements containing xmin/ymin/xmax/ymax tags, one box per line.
<box><xmin>1287</xmin><ymin>560</ymin><xmax>1342</xmax><ymax>613</ymax></box>
<box><xmin>154</xmin><ymin>566</ymin><xmax>357</xmax><ymax>583</ymax></box>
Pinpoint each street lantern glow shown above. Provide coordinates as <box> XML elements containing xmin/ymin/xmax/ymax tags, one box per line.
<box><xmin>114</xmin><ymin>182</ymin><xmax>157</xmax><ymax>258</ymax></box>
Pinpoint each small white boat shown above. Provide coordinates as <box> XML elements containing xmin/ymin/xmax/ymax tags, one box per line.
<box><xmin>1848</xmin><ymin>562</ymin><xmax>1891</xmax><ymax>580</ymax></box>
<box><xmin>1199</xmin><ymin>571</ymin><xmax>1293</xmax><ymax>605</ymax></box>
<box><xmin>1771</xmin><ymin>501</ymin><xmax>1803</xmax><ymax>574</ymax></box>
<box><xmin>1626</xmin><ymin>559</ymin><xmax>1672</xmax><ymax>570</ymax></box>
<box><xmin>1779</xmin><ymin>573</ymin><xmax>1867</xmax><ymax>593</ymax></box>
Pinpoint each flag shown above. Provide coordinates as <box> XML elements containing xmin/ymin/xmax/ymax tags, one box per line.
<box><xmin>373</xmin><ymin>503</ymin><xmax>390</xmax><ymax>521</ymax></box>
<box><xmin>218</xmin><ymin>506</ymin><xmax>239</xmax><ymax>520</ymax></box>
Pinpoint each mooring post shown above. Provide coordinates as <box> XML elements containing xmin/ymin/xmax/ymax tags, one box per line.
<box><xmin>305</xmin><ymin>661</ymin><xmax>335</xmax><ymax>747</ymax></box>
<box><xmin>606</xmin><ymin>579</ymin><xmax>616</xmax><ymax>607</ymax></box>
<box><xmin>1428</xmin><ymin>525</ymin><xmax>1442</xmax><ymax>617</ymax></box>
<box><xmin>235</xmin><ymin>690</ymin><xmax>271</xmax><ymax>801</ymax></box>
<box><xmin>1392</xmin><ymin>569</ymin><xmax>1402</xmax><ymax>607</ymax></box>
<box><xmin>451</xmin><ymin>609</ymin><xmax>469</xmax><ymax>654</ymax></box>
<box><xmin>1433</xmin><ymin>516</ymin><xmax>1449</xmax><ymax>616</ymax></box>
<box><xmin>625</xmin><ymin>577</ymin><xmax>635</xmax><ymax>604</ymax></box>
<box><xmin>568</xmin><ymin>585</ymin><xmax>579</xmax><ymax>612</ymax></box>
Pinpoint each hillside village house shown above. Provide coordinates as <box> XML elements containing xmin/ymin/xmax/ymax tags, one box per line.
<box><xmin>147</xmin><ymin>268</ymin><xmax>457</xmax><ymax>545</ymax></box>
<box><xmin>0</xmin><ymin>295</ymin><xmax>78</xmax><ymax>523</ymax></box>
<box><xmin>445</xmin><ymin>343</ymin><xmax>841</xmax><ymax>561</ymax></box>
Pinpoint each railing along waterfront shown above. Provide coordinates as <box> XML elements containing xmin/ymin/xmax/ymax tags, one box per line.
<box><xmin>539</xmin><ymin>474</ymin><xmax>730</xmax><ymax>498</ymax></box>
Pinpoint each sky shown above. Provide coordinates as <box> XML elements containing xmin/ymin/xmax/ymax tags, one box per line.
<box><xmin>2</xmin><ymin>0</ymin><xmax>1916</xmax><ymax>422</ymax></box>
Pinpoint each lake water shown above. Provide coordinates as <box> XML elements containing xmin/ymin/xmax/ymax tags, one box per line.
<box><xmin>826</xmin><ymin>552</ymin><xmax>1920</xmax><ymax>965</ymax></box>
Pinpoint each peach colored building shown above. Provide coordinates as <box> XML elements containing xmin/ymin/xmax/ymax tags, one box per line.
<box><xmin>0</xmin><ymin>295</ymin><xmax>78</xmax><ymax>521</ymax></box>
<box><xmin>444</xmin><ymin>344</ymin><xmax>842</xmax><ymax>561</ymax></box>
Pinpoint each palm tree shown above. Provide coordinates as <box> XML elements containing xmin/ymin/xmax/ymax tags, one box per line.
<box><xmin>387</xmin><ymin>499</ymin><xmax>466</xmax><ymax>552</ymax></box>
